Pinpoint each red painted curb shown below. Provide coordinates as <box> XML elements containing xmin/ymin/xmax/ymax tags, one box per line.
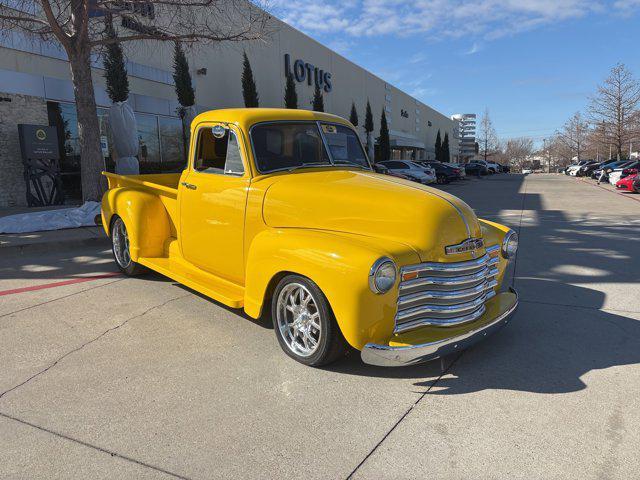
<box><xmin>0</xmin><ymin>272</ymin><xmax>122</xmax><ymax>297</ymax></box>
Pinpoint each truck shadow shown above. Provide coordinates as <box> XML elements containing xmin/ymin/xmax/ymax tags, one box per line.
<box><xmin>328</xmin><ymin>280</ymin><xmax>640</xmax><ymax>396</ymax></box>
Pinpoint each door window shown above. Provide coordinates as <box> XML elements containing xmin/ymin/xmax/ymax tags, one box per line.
<box><xmin>194</xmin><ymin>126</ymin><xmax>245</xmax><ymax>176</ymax></box>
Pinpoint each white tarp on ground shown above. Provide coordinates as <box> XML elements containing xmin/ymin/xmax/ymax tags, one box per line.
<box><xmin>0</xmin><ymin>202</ymin><xmax>101</xmax><ymax>234</ymax></box>
<box><xmin>110</xmin><ymin>101</ymin><xmax>140</xmax><ymax>175</ymax></box>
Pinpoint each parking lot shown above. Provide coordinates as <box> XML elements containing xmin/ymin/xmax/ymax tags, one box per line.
<box><xmin>1</xmin><ymin>173</ymin><xmax>639</xmax><ymax>479</ymax></box>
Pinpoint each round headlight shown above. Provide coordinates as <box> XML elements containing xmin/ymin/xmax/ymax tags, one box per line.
<box><xmin>502</xmin><ymin>230</ymin><xmax>519</xmax><ymax>259</ymax></box>
<box><xmin>369</xmin><ymin>257</ymin><xmax>397</xmax><ymax>294</ymax></box>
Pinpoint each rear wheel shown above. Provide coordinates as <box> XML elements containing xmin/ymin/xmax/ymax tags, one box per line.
<box><xmin>111</xmin><ymin>217</ymin><xmax>145</xmax><ymax>276</ymax></box>
<box><xmin>272</xmin><ymin>275</ymin><xmax>348</xmax><ymax>367</ymax></box>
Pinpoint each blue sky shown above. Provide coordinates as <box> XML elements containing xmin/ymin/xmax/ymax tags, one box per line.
<box><xmin>268</xmin><ymin>0</ymin><xmax>640</xmax><ymax>144</ymax></box>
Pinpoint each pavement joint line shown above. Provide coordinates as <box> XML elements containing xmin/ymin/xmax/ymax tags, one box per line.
<box><xmin>0</xmin><ymin>411</ymin><xmax>192</xmax><ymax>480</ymax></box>
<box><xmin>0</xmin><ymin>293</ymin><xmax>190</xmax><ymax>401</ymax></box>
<box><xmin>345</xmin><ymin>352</ymin><xmax>463</xmax><ymax>480</ymax></box>
<box><xmin>0</xmin><ymin>278</ymin><xmax>127</xmax><ymax>319</ymax></box>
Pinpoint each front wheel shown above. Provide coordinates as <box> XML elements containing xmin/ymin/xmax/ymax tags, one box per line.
<box><xmin>111</xmin><ymin>216</ymin><xmax>145</xmax><ymax>276</ymax></box>
<box><xmin>272</xmin><ymin>275</ymin><xmax>348</xmax><ymax>367</ymax></box>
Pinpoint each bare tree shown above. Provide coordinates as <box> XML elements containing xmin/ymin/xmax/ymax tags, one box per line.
<box><xmin>546</xmin><ymin>135</ymin><xmax>574</xmax><ymax>169</ymax></box>
<box><xmin>555</xmin><ymin>112</ymin><xmax>590</xmax><ymax>162</ymax></box>
<box><xmin>478</xmin><ymin>108</ymin><xmax>499</xmax><ymax>162</ymax></box>
<box><xmin>589</xmin><ymin>63</ymin><xmax>640</xmax><ymax>161</ymax></box>
<box><xmin>502</xmin><ymin>137</ymin><xmax>534</xmax><ymax>171</ymax></box>
<box><xmin>0</xmin><ymin>0</ymin><xmax>270</xmax><ymax>201</ymax></box>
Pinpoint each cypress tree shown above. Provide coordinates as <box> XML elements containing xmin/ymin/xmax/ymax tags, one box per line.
<box><xmin>364</xmin><ymin>100</ymin><xmax>374</xmax><ymax>136</ymax></box>
<box><xmin>173</xmin><ymin>42</ymin><xmax>195</xmax><ymax>109</ymax></box>
<box><xmin>312</xmin><ymin>84</ymin><xmax>324</xmax><ymax>112</ymax></box>
<box><xmin>103</xmin><ymin>16</ymin><xmax>129</xmax><ymax>103</ymax></box>
<box><xmin>172</xmin><ymin>42</ymin><xmax>195</xmax><ymax>163</ymax></box>
<box><xmin>376</xmin><ymin>109</ymin><xmax>391</xmax><ymax>162</ymax></box>
<box><xmin>284</xmin><ymin>72</ymin><xmax>298</xmax><ymax>109</ymax></box>
<box><xmin>349</xmin><ymin>102</ymin><xmax>359</xmax><ymax>127</ymax></box>
<box><xmin>242</xmin><ymin>51</ymin><xmax>259</xmax><ymax>107</ymax></box>
<box><xmin>435</xmin><ymin>130</ymin><xmax>442</xmax><ymax>162</ymax></box>
<box><xmin>442</xmin><ymin>132</ymin><xmax>450</xmax><ymax>162</ymax></box>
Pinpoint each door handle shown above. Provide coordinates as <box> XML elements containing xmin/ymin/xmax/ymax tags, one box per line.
<box><xmin>181</xmin><ymin>182</ymin><xmax>197</xmax><ymax>190</ymax></box>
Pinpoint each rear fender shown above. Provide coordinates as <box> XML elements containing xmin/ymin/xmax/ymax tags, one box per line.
<box><xmin>101</xmin><ymin>188</ymin><xmax>170</xmax><ymax>260</ymax></box>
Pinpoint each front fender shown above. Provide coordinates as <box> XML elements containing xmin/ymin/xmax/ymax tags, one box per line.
<box><xmin>101</xmin><ymin>188</ymin><xmax>170</xmax><ymax>260</ymax></box>
<box><xmin>244</xmin><ymin>228</ymin><xmax>420</xmax><ymax>350</ymax></box>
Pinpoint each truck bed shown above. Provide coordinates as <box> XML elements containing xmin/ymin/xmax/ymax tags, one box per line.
<box><xmin>103</xmin><ymin>172</ymin><xmax>181</xmax><ymax>197</ymax></box>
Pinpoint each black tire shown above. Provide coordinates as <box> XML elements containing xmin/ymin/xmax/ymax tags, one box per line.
<box><xmin>271</xmin><ymin>274</ymin><xmax>349</xmax><ymax>367</ymax></box>
<box><xmin>110</xmin><ymin>216</ymin><xmax>146</xmax><ymax>276</ymax></box>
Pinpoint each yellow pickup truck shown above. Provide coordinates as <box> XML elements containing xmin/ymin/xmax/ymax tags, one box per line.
<box><xmin>101</xmin><ymin>108</ymin><xmax>518</xmax><ymax>367</ymax></box>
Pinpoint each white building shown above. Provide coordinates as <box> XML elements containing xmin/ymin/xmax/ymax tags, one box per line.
<box><xmin>0</xmin><ymin>6</ymin><xmax>458</xmax><ymax>207</ymax></box>
<box><xmin>451</xmin><ymin>113</ymin><xmax>476</xmax><ymax>162</ymax></box>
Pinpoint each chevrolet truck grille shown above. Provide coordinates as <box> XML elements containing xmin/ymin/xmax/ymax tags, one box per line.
<box><xmin>395</xmin><ymin>246</ymin><xmax>500</xmax><ymax>333</ymax></box>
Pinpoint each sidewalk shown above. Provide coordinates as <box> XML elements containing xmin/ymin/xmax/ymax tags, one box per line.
<box><xmin>0</xmin><ymin>206</ymin><xmax>109</xmax><ymax>255</ymax></box>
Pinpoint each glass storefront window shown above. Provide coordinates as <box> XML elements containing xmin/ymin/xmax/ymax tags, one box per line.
<box><xmin>47</xmin><ymin>101</ymin><xmax>186</xmax><ymax>198</ymax></box>
<box><xmin>136</xmin><ymin>113</ymin><xmax>161</xmax><ymax>173</ymax></box>
<box><xmin>159</xmin><ymin>116</ymin><xmax>187</xmax><ymax>172</ymax></box>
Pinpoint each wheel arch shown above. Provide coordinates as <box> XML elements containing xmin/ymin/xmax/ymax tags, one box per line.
<box><xmin>101</xmin><ymin>187</ymin><xmax>171</xmax><ymax>261</ymax></box>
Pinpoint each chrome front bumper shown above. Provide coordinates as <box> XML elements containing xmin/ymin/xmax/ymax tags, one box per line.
<box><xmin>361</xmin><ymin>288</ymin><xmax>518</xmax><ymax>367</ymax></box>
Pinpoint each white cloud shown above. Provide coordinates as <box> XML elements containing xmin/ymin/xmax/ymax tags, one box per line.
<box><xmin>463</xmin><ymin>42</ymin><xmax>482</xmax><ymax>55</ymax></box>
<box><xmin>267</xmin><ymin>0</ymin><xmax>621</xmax><ymax>40</ymax></box>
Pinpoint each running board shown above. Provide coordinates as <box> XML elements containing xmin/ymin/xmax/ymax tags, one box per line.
<box><xmin>137</xmin><ymin>256</ymin><xmax>244</xmax><ymax>309</ymax></box>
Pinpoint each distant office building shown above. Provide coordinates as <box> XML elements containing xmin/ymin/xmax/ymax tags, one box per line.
<box><xmin>451</xmin><ymin>113</ymin><xmax>476</xmax><ymax>162</ymax></box>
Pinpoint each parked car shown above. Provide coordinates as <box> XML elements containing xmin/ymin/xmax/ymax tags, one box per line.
<box><xmin>522</xmin><ymin>168</ymin><xmax>533</xmax><ymax>174</ymax></box>
<box><xmin>446</xmin><ymin>162</ymin><xmax>467</xmax><ymax>178</ymax></box>
<box><xmin>592</xmin><ymin>160</ymin><xmax>633</xmax><ymax>181</ymax></box>
<box><xmin>378</xmin><ymin>160</ymin><xmax>436</xmax><ymax>184</ymax></box>
<box><xmin>616</xmin><ymin>173</ymin><xmax>638</xmax><ymax>192</ymax></box>
<box><xmin>419</xmin><ymin>161</ymin><xmax>459</xmax><ymax>184</ymax></box>
<box><xmin>499</xmin><ymin>164</ymin><xmax>511</xmax><ymax>173</ymax></box>
<box><xmin>567</xmin><ymin>160</ymin><xmax>592</xmax><ymax>176</ymax></box>
<box><xmin>101</xmin><ymin>108</ymin><xmax>520</xmax><ymax>367</ymax></box>
<box><xmin>573</xmin><ymin>161</ymin><xmax>596</xmax><ymax>177</ymax></box>
<box><xmin>485</xmin><ymin>161</ymin><xmax>501</xmax><ymax>174</ymax></box>
<box><xmin>465</xmin><ymin>162</ymin><xmax>489</xmax><ymax>176</ymax></box>
<box><xmin>373</xmin><ymin>163</ymin><xmax>412</xmax><ymax>180</ymax></box>
<box><xmin>580</xmin><ymin>161</ymin><xmax>607</xmax><ymax>177</ymax></box>
<box><xmin>634</xmin><ymin>175</ymin><xmax>640</xmax><ymax>193</ymax></box>
<box><xmin>608</xmin><ymin>161</ymin><xmax>639</xmax><ymax>186</ymax></box>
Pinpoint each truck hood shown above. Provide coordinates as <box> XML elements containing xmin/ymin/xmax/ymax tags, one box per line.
<box><xmin>262</xmin><ymin>170</ymin><xmax>483</xmax><ymax>262</ymax></box>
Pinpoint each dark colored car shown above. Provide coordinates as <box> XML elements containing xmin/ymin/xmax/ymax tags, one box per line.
<box><xmin>418</xmin><ymin>162</ymin><xmax>459</xmax><ymax>184</ymax></box>
<box><xmin>464</xmin><ymin>162</ymin><xmax>489</xmax><ymax>176</ymax></box>
<box><xmin>500</xmin><ymin>164</ymin><xmax>511</xmax><ymax>173</ymax></box>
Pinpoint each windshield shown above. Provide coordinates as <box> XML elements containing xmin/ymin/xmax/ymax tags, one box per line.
<box><xmin>319</xmin><ymin>123</ymin><xmax>369</xmax><ymax>168</ymax></box>
<box><xmin>251</xmin><ymin>121</ymin><xmax>370</xmax><ymax>174</ymax></box>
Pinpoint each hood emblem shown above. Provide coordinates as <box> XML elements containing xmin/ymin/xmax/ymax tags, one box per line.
<box><xmin>445</xmin><ymin>238</ymin><xmax>484</xmax><ymax>256</ymax></box>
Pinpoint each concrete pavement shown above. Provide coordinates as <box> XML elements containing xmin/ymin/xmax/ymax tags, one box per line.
<box><xmin>1</xmin><ymin>174</ymin><xmax>638</xmax><ymax>479</ymax></box>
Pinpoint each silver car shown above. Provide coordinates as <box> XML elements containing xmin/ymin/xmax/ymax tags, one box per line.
<box><xmin>379</xmin><ymin>160</ymin><xmax>436</xmax><ymax>184</ymax></box>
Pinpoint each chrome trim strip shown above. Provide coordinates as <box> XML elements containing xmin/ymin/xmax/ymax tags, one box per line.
<box><xmin>423</xmin><ymin>189</ymin><xmax>473</xmax><ymax>238</ymax></box>
<box><xmin>486</xmin><ymin>244</ymin><xmax>500</xmax><ymax>254</ymax></box>
<box><xmin>361</xmin><ymin>288</ymin><xmax>519</xmax><ymax>367</ymax></box>
<box><xmin>399</xmin><ymin>266</ymin><xmax>499</xmax><ymax>291</ymax></box>
<box><xmin>395</xmin><ymin>305</ymin><xmax>487</xmax><ymax>332</ymax></box>
<box><xmin>396</xmin><ymin>291</ymin><xmax>491</xmax><ymax>322</ymax></box>
<box><xmin>402</xmin><ymin>253</ymin><xmax>498</xmax><ymax>274</ymax></box>
<box><xmin>398</xmin><ymin>279</ymin><xmax>498</xmax><ymax>307</ymax></box>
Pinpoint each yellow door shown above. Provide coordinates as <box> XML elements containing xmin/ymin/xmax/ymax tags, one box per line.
<box><xmin>180</xmin><ymin>124</ymin><xmax>250</xmax><ymax>285</ymax></box>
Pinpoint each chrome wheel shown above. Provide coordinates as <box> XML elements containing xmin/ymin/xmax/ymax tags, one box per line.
<box><xmin>112</xmin><ymin>218</ymin><xmax>131</xmax><ymax>269</ymax></box>
<box><xmin>276</xmin><ymin>283</ymin><xmax>322</xmax><ymax>357</ymax></box>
